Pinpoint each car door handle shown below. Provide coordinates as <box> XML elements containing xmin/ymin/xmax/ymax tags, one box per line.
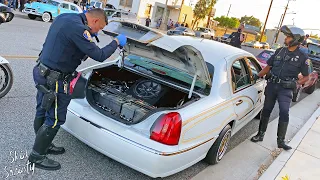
<box><xmin>236</xmin><ymin>100</ymin><xmax>243</xmax><ymax>106</ymax></box>
<box><xmin>258</xmin><ymin>90</ymin><xmax>263</xmax><ymax>94</ymax></box>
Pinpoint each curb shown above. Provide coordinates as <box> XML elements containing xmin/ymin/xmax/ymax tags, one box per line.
<box><xmin>259</xmin><ymin>105</ymin><xmax>320</xmax><ymax>180</ymax></box>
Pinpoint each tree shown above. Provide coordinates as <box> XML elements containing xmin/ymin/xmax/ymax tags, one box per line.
<box><xmin>214</xmin><ymin>16</ymin><xmax>240</xmax><ymax>29</ymax></box>
<box><xmin>240</xmin><ymin>15</ymin><xmax>262</xmax><ymax>28</ymax></box>
<box><xmin>192</xmin><ymin>0</ymin><xmax>210</xmax><ymax>29</ymax></box>
<box><xmin>206</xmin><ymin>0</ymin><xmax>217</xmax><ymax>28</ymax></box>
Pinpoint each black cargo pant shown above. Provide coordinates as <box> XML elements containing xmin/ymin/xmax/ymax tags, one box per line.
<box><xmin>33</xmin><ymin>66</ymin><xmax>72</xmax><ymax>128</ymax></box>
<box><xmin>261</xmin><ymin>82</ymin><xmax>293</xmax><ymax>123</ymax></box>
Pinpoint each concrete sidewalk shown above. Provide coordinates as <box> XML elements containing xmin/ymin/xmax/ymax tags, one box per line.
<box><xmin>259</xmin><ymin>108</ymin><xmax>320</xmax><ymax>179</ymax></box>
<box><xmin>192</xmin><ymin>89</ymin><xmax>320</xmax><ymax>180</ymax></box>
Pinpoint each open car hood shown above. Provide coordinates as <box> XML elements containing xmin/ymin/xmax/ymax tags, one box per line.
<box><xmin>102</xmin><ymin>21</ymin><xmax>212</xmax><ymax>87</ymax></box>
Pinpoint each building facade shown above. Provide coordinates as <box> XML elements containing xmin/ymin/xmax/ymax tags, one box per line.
<box><xmin>265</xmin><ymin>29</ymin><xmax>286</xmax><ymax>46</ymax></box>
<box><xmin>106</xmin><ymin>0</ymin><xmax>193</xmax><ymax>27</ymax></box>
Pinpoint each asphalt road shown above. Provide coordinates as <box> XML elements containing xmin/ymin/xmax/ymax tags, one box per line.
<box><xmin>0</xmin><ymin>12</ymin><xmax>311</xmax><ymax>180</ymax></box>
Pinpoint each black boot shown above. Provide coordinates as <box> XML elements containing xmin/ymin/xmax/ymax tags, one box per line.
<box><xmin>28</xmin><ymin>124</ymin><xmax>61</xmax><ymax>170</ymax></box>
<box><xmin>251</xmin><ymin>116</ymin><xmax>269</xmax><ymax>142</ymax></box>
<box><xmin>277</xmin><ymin>122</ymin><xmax>292</xmax><ymax>150</ymax></box>
<box><xmin>34</xmin><ymin>117</ymin><xmax>65</xmax><ymax>155</ymax></box>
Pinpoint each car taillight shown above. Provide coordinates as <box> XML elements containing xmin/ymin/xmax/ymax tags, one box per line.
<box><xmin>150</xmin><ymin>112</ymin><xmax>182</xmax><ymax>145</ymax></box>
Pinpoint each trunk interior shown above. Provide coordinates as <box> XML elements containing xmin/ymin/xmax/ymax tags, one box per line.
<box><xmin>86</xmin><ymin>65</ymin><xmax>199</xmax><ymax>124</ymax></box>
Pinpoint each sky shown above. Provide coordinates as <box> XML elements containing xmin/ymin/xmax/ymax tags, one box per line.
<box><xmin>213</xmin><ymin>0</ymin><xmax>319</xmax><ymax>36</ymax></box>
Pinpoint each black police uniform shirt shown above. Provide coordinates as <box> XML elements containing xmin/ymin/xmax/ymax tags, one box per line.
<box><xmin>39</xmin><ymin>13</ymin><xmax>118</xmax><ymax>73</ymax></box>
<box><xmin>267</xmin><ymin>47</ymin><xmax>309</xmax><ymax>79</ymax></box>
<box><xmin>229</xmin><ymin>31</ymin><xmax>242</xmax><ymax>47</ymax></box>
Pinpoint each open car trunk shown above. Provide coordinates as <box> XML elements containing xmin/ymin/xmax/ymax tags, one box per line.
<box><xmin>86</xmin><ymin>66</ymin><xmax>200</xmax><ymax>125</ymax></box>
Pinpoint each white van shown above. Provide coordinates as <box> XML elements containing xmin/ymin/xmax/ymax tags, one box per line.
<box><xmin>104</xmin><ymin>8</ymin><xmax>137</xmax><ymax>23</ymax></box>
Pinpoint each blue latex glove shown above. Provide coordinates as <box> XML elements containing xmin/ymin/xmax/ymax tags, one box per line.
<box><xmin>115</xmin><ymin>34</ymin><xmax>127</xmax><ymax>47</ymax></box>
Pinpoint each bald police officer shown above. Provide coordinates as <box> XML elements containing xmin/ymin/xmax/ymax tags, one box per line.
<box><xmin>251</xmin><ymin>25</ymin><xmax>310</xmax><ymax>150</ymax></box>
<box><xmin>28</xmin><ymin>8</ymin><xmax>127</xmax><ymax>170</ymax></box>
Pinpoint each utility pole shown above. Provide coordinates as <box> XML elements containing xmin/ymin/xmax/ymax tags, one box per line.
<box><xmin>272</xmin><ymin>14</ymin><xmax>284</xmax><ymax>45</ymax></box>
<box><xmin>224</xmin><ymin>4</ymin><xmax>231</xmax><ymax>34</ymax></box>
<box><xmin>259</xmin><ymin>0</ymin><xmax>274</xmax><ymax>42</ymax></box>
<box><xmin>274</xmin><ymin>0</ymin><xmax>291</xmax><ymax>43</ymax></box>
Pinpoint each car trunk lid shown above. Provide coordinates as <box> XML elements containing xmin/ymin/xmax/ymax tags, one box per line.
<box><xmin>102</xmin><ymin>21</ymin><xmax>212</xmax><ymax>88</ymax></box>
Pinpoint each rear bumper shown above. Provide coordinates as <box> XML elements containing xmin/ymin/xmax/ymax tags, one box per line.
<box><xmin>62</xmin><ymin>109</ymin><xmax>213</xmax><ymax>178</ymax></box>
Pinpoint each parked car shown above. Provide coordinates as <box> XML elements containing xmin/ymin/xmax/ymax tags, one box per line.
<box><xmin>62</xmin><ymin>21</ymin><xmax>266</xmax><ymax>178</ymax></box>
<box><xmin>104</xmin><ymin>8</ymin><xmax>137</xmax><ymax>23</ymax></box>
<box><xmin>88</xmin><ymin>0</ymin><xmax>103</xmax><ymax>9</ymax></box>
<box><xmin>256</xmin><ymin>49</ymin><xmax>318</xmax><ymax>102</ymax></box>
<box><xmin>167</xmin><ymin>27</ymin><xmax>195</xmax><ymax>36</ymax></box>
<box><xmin>271</xmin><ymin>43</ymin><xmax>281</xmax><ymax>50</ymax></box>
<box><xmin>260</xmin><ymin>42</ymin><xmax>270</xmax><ymax>49</ymax></box>
<box><xmin>23</xmin><ymin>0</ymin><xmax>82</xmax><ymax>22</ymax></box>
<box><xmin>243</xmin><ymin>41</ymin><xmax>263</xmax><ymax>49</ymax></box>
<box><xmin>214</xmin><ymin>33</ymin><xmax>230</xmax><ymax>44</ymax></box>
<box><xmin>194</xmin><ymin>27</ymin><xmax>215</xmax><ymax>40</ymax></box>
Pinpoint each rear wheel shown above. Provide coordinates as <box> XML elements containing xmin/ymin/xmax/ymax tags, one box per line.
<box><xmin>210</xmin><ymin>36</ymin><xmax>213</xmax><ymax>40</ymax></box>
<box><xmin>28</xmin><ymin>14</ymin><xmax>37</xmax><ymax>20</ymax></box>
<box><xmin>0</xmin><ymin>64</ymin><xmax>14</xmax><ymax>98</ymax></box>
<box><xmin>204</xmin><ymin>124</ymin><xmax>232</xmax><ymax>165</ymax></box>
<box><xmin>42</xmin><ymin>12</ymin><xmax>51</xmax><ymax>22</ymax></box>
<box><xmin>304</xmin><ymin>83</ymin><xmax>316</xmax><ymax>94</ymax></box>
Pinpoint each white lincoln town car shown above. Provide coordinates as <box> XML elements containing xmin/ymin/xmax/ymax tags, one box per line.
<box><xmin>62</xmin><ymin>21</ymin><xmax>266</xmax><ymax>178</ymax></box>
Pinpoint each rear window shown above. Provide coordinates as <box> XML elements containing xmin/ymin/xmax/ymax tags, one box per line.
<box><xmin>257</xmin><ymin>50</ymin><xmax>275</xmax><ymax>61</ymax></box>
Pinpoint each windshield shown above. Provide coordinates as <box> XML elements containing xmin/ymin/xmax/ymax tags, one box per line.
<box><xmin>105</xmin><ymin>9</ymin><xmax>116</xmax><ymax>16</ymax></box>
<box><xmin>223</xmin><ymin>34</ymin><xmax>230</xmax><ymax>38</ymax></box>
<box><xmin>123</xmin><ymin>54</ymin><xmax>211</xmax><ymax>94</ymax></box>
<box><xmin>308</xmin><ymin>44</ymin><xmax>320</xmax><ymax>57</ymax></box>
<box><xmin>257</xmin><ymin>50</ymin><xmax>275</xmax><ymax>61</ymax></box>
<box><xmin>47</xmin><ymin>0</ymin><xmax>60</xmax><ymax>6</ymax></box>
<box><xmin>196</xmin><ymin>27</ymin><xmax>206</xmax><ymax>32</ymax></box>
<box><xmin>175</xmin><ymin>27</ymin><xmax>186</xmax><ymax>31</ymax></box>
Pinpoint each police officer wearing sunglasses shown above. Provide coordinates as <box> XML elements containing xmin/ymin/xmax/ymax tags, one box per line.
<box><xmin>28</xmin><ymin>8</ymin><xmax>127</xmax><ymax>170</ymax></box>
<box><xmin>251</xmin><ymin>25</ymin><xmax>310</xmax><ymax>150</ymax></box>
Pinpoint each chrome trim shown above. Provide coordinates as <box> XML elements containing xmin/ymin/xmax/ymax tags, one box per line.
<box><xmin>67</xmin><ymin>109</ymin><xmax>216</xmax><ymax>156</ymax></box>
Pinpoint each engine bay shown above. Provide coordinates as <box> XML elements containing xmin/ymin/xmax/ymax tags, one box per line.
<box><xmin>87</xmin><ymin>66</ymin><xmax>196</xmax><ymax>124</ymax></box>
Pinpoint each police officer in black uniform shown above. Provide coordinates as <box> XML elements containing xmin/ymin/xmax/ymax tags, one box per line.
<box><xmin>251</xmin><ymin>25</ymin><xmax>310</xmax><ymax>150</ymax></box>
<box><xmin>228</xmin><ymin>23</ymin><xmax>245</xmax><ymax>48</ymax></box>
<box><xmin>28</xmin><ymin>8</ymin><xmax>127</xmax><ymax>170</ymax></box>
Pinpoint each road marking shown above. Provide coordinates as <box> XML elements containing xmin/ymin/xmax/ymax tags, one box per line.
<box><xmin>1</xmin><ymin>55</ymin><xmax>38</xmax><ymax>60</ymax></box>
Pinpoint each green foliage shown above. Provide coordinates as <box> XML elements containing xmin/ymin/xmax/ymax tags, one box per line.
<box><xmin>214</xmin><ymin>16</ymin><xmax>240</xmax><ymax>29</ymax></box>
<box><xmin>240</xmin><ymin>15</ymin><xmax>262</xmax><ymax>27</ymax></box>
<box><xmin>193</xmin><ymin>0</ymin><xmax>209</xmax><ymax>20</ymax></box>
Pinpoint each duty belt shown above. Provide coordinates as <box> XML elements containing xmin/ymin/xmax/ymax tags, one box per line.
<box><xmin>268</xmin><ymin>75</ymin><xmax>296</xmax><ymax>84</ymax></box>
<box><xmin>36</xmin><ymin>61</ymin><xmax>76</xmax><ymax>82</ymax></box>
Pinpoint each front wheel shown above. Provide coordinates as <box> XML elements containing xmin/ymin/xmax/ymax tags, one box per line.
<box><xmin>42</xmin><ymin>12</ymin><xmax>51</xmax><ymax>22</ymax></box>
<box><xmin>204</xmin><ymin>124</ymin><xmax>232</xmax><ymax>165</ymax></box>
<box><xmin>0</xmin><ymin>64</ymin><xmax>14</xmax><ymax>98</ymax></box>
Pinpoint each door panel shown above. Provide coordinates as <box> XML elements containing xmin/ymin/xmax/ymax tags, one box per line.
<box><xmin>246</xmin><ymin>57</ymin><xmax>266</xmax><ymax>115</ymax></box>
<box><xmin>230</xmin><ymin>59</ymin><xmax>255</xmax><ymax>126</ymax></box>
